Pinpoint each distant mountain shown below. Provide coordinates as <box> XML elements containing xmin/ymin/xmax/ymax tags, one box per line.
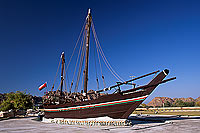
<box><xmin>173</xmin><ymin>97</ymin><xmax>195</xmax><ymax>103</ymax></box>
<box><xmin>147</xmin><ymin>97</ymin><xmax>200</xmax><ymax>107</ymax></box>
<box><xmin>195</xmin><ymin>96</ymin><xmax>200</xmax><ymax>102</ymax></box>
<box><xmin>147</xmin><ymin>97</ymin><xmax>173</xmax><ymax>107</ymax></box>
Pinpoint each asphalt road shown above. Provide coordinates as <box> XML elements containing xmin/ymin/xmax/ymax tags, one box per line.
<box><xmin>0</xmin><ymin>116</ymin><xmax>200</xmax><ymax>133</ymax></box>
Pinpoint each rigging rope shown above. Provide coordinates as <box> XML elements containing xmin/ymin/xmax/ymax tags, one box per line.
<box><xmin>63</xmin><ymin>64</ymin><xmax>69</xmax><ymax>92</ymax></box>
<box><xmin>91</xmin><ymin>21</ymin><xmax>125</xmax><ymax>82</ymax></box>
<box><xmin>51</xmin><ymin>57</ymin><xmax>62</xmax><ymax>92</ymax></box>
<box><xmin>63</xmin><ymin>18</ymin><xmax>125</xmax><ymax>93</ymax></box>
<box><xmin>56</xmin><ymin>82</ymin><xmax>62</xmax><ymax>91</ymax></box>
<box><xmin>64</xmin><ymin>78</ymin><xmax>67</xmax><ymax>93</ymax></box>
<box><xmin>70</xmin><ymin>27</ymin><xmax>87</xmax><ymax>91</ymax></box>
<box><xmin>74</xmin><ymin>29</ymin><xmax>87</xmax><ymax>92</ymax></box>
<box><xmin>65</xmin><ymin>20</ymin><xmax>86</xmax><ymax>72</ymax></box>
<box><xmin>81</xmin><ymin>69</ymin><xmax>85</xmax><ymax>92</ymax></box>
<box><xmin>93</xmin><ymin>23</ymin><xmax>124</xmax><ymax>82</ymax></box>
<box><xmin>91</xmin><ymin>22</ymin><xmax>106</xmax><ymax>88</ymax></box>
<box><xmin>97</xmin><ymin>41</ymin><xmax>124</xmax><ymax>82</ymax></box>
<box><xmin>93</xmin><ymin>35</ymin><xmax>100</xmax><ymax>90</ymax></box>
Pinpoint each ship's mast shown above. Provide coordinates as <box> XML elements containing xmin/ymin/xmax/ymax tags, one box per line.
<box><xmin>60</xmin><ymin>52</ymin><xmax>65</xmax><ymax>96</ymax></box>
<box><xmin>83</xmin><ymin>9</ymin><xmax>92</xmax><ymax>94</ymax></box>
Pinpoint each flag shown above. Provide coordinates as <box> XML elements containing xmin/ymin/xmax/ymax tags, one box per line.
<box><xmin>39</xmin><ymin>82</ymin><xmax>47</xmax><ymax>91</ymax></box>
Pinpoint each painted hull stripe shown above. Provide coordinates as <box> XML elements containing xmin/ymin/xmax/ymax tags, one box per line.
<box><xmin>45</xmin><ymin>95</ymin><xmax>148</xmax><ymax>112</ymax></box>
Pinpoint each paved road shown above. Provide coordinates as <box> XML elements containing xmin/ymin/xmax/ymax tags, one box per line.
<box><xmin>0</xmin><ymin>117</ymin><xmax>200</xmax><ymax>133</ymax></box>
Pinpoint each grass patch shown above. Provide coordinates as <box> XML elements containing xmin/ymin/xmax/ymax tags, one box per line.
<box><xmin>133</xmin><ymin>110</ymin><xmax>200</xmax><ymax>116</ymax></box>
<box><xmin>0</xmin><ymin>117</ymin><xmax>9</xmax><ymax>121</ymax></box>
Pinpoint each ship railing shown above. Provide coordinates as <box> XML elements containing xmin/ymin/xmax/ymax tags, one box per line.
<box><xmin>87</xmin><ymin>71</ymin><xmax>176</xmax><ymax>95</ymax></box>
<box><xmin>87</xmin><ymin>70</ymin><xmax>160</xmax><ymax>95</ymax></box>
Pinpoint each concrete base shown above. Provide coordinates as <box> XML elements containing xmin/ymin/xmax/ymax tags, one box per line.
<box><xmin>42</xmin><ymin>116</ymin><xmax>131</xmax><ymax>126</ymax></box>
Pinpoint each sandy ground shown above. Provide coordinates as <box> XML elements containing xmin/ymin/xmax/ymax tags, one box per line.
<box><xmin>0</xmin><ymin>116</ymin><xmax>200</xmax><ymax>133</ymax></box>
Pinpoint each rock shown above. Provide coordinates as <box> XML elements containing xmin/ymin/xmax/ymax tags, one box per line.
<box><xmin>147</xmin><ymin>97</ymin><xmax>199</xmax><ymax>107</ymax></box>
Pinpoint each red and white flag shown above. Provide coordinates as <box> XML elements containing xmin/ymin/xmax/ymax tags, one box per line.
<box><xmin>39</xmin><ymin>82</ymin><xmax>47</xmax><ymax>91</ymax></box>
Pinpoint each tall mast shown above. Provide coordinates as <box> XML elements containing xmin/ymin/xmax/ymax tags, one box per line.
<box><xmin>60</xmin><ymin>52</ymin><xmax>65</xmax><ymax>96</ymax></box>
<box><xmin>83</xmin><ymin>9</ymin><xmax>92</xmax><ymax>94</ymax></box>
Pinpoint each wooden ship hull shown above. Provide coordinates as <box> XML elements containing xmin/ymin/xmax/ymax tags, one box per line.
<box><xmin>42</xmin><ymin>9</ymin><xmax>176</xmax><ymax>119</ymax></box>
<box><xmin>44</xmin><ymin>70</ymin><xmax>175</xmax><ymax>119</ymax></box>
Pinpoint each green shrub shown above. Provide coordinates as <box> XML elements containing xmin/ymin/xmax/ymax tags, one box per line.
<box><xmin>0</xmin><ymin>91</ymin><xmax>32</xmax><ymax>111</ymax></box>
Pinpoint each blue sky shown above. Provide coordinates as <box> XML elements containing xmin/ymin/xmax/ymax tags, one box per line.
<box><xmin>0</xmin><ymin>0</ymin><xmax>200</xmax><ymax>103</ymax></box>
